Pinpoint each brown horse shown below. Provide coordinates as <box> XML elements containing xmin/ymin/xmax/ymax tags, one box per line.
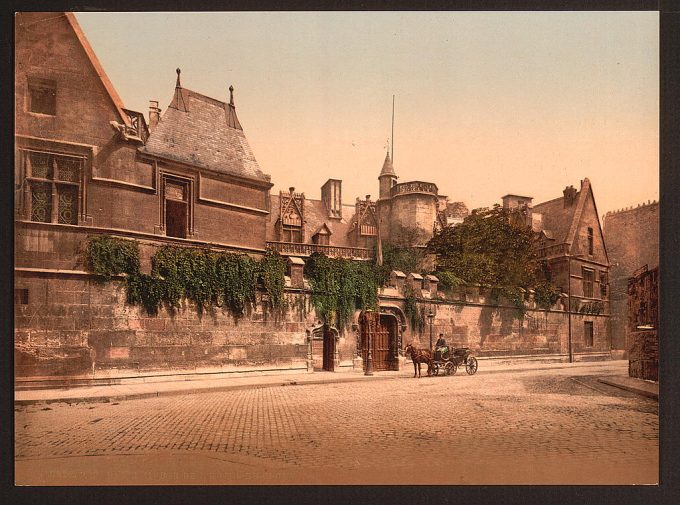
<box><xmin>404</xmin><ymin>344</ymin><xmax>433</xmax><ymax>378</ymax></box>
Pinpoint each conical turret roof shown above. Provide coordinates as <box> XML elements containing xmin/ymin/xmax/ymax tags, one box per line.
<box><xmin>379</xmin><ymin>151</ymin><xmax>396</xmax><ymax>178</ymax></box>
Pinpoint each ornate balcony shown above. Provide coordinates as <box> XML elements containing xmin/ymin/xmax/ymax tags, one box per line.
<box><xmin>266</xmin><ymin>241</ymin><xmax>373</xmax><ymax>260</ymax></box>
<box><xmin>390</xmin><ymin>181</ymin><xmax>438</xmax><ymax>198</ymax></box>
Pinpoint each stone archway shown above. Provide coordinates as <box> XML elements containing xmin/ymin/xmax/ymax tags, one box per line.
<box><xmin>358</xmin><ymin>308</ymin><xmax>402</xmax><ymax>372</ymax></box>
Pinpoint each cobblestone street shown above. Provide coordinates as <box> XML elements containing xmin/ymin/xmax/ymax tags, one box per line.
<box><xmin>14</xmin><ymin>362</ymin><xmax>658</xmax><ymax>484</ymax></box>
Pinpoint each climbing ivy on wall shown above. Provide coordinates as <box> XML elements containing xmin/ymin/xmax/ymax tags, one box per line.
<box><xmin>258</xmin><ymin>251</ymin><xmax>287</xmax><ymax>313</ymax></box>
<box><xmin>403</xmin><ymin>284</ymin><xmax>424</xmax><ymax>334</ymax></box>
<box><xmin>86</xmin><ymin>235</ymin><xmax>140</xmax><ymax>281</ymax></box>
<box><xmin>304</xmin><ymin>253</ymin><xmax>379</xmax><ymax>331</ymax></box>
<box><xmin>85</xmin><ymin>236</ymin><xmax>286</xmax><ymax>317</ymax></box>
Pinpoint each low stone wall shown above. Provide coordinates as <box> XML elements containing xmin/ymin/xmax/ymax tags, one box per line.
<box><xmin>15</xmin><ymin>271</ymin><xmax>610</xmax><ymax>377</ymax></box>
<box><xmin>628</xmin><ymin>330</ymin><xmax>658</xmax><ymax>381</ymax></box>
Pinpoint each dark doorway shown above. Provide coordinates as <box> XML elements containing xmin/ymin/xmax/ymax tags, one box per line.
<box><xmin>322</xmin><ymin>325</ymin><xmax>336</xmax><ymax>371</ymax></box>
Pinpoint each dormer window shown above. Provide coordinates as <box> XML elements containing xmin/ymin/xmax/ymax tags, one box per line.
<box><xmin>312</xmin><ymin>224</ymin><xmax>332</xmax><ymax>246</ymax></box>
<box><xmin>28</xmin><ymin>78</ymin><xmax>57</xmax><ymax>115</ymax></box>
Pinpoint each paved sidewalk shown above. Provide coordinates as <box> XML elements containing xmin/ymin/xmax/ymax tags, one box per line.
<box><xmin>599</xmin><ymin>376</ymin><xmax>659</xmax><ymax>400</ymax></box>
<box><xmin>14</xmin><ymin>359</ymin><xmax>632</xmax><ymax>405</ymax></box>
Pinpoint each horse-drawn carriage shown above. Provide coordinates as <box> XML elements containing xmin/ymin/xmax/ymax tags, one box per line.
<box><xmin>404</xmin><ymin>343</ymin><xmax>478</xmax><ymax>377</ymax></box>
<box><xmin>431</xmin><ymin>346</ymin><xmax>478</xmax><ymax>376</ymax></box>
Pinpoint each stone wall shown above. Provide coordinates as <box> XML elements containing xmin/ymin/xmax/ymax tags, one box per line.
<box><xmin>14</xmin><ymin>272</ymin><xmax>611</xmax><ymax>377</ymax></box>
<box><xmin>628</xmin><ymin>330</ymin><xmax>658</xmax><ymax>381</ymax></box>
<box><xmin>14</xmin><ymin>273</ymin><xmax>337</xmax><ymax>377</ymax></box>
<box><xmin>603</xmin><ymin>201</ymin><xmax>659</xmax><ymax>350</ymax></box>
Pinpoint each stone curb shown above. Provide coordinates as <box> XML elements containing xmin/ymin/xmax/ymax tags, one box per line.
<box><xmin>597</xmin><ymin>378</ymin><xmax>658</xmax><ymax>400</ymax></box>
<box><xmin>15</xmin><ymin>361</ymin><xmax>626</xmax><ymax>406</ymax></box>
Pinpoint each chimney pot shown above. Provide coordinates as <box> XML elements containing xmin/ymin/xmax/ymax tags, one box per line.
<box><xmin>289</xmin><ymin>187</ymin><xmax>295</xmax><ymax>194</ymax></box>
<box><xmin>149</xmin><ymin>100</ymin><xmax>161</xmax><ymax>132</ymax></box>
<box><xmin>366</xmin><ymin>195</ymin><xmax>371</xmax><ymax>201</ymax></box>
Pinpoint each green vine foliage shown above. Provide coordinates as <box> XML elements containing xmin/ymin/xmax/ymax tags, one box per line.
<box><xmin>304</xmin><ymin>253</ymin><xmax>378</xmax><ymax>331</ymax></box>
<box><xmin>86</xmin><ymin>235</ymin><xmax>140</xmax><ymax>281</ymax></box>
<box><xmin>404</xmin><ymin>285</ymin><xmax>424</xmax><ymax>334</ymax></box>
<box><xmin>85</xmin><ymin>236</ymin><xmax>286</xmax><ymax>318</ymax></box>
<box><xmin>534</xmin><ymin>281</ymin><xmax>562</xmax><ymax>310</ymax></box>
<box><xmin>258</xmin><ymin>251</ymin><xmax>287</xmax><ymax>313</ymax></box>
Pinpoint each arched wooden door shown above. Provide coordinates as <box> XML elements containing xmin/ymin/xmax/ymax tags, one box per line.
<box><xmin>360</xmin><ymin>311</ymin><xmax>396</xmax><ymax>371</ymax></box>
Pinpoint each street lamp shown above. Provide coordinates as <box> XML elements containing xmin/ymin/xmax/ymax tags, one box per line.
<box><xmin>567</xmin><ymin>253</ymin><xmax>585</xmax><ymax>364</ymax></box>
<box><xmin>427</xmin><ymin>307</ymin><xmax>435</xmax><ymax>350</ymax></box>
<box><xmin>364</xmin><ymin>311</ymin><xmax>374</xmax><ymax>376</ymax></box>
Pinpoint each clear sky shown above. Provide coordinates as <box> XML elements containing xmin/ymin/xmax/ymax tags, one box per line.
<box><xmin>76</xmin><ymin>11</ymin><xmax>659</xmax><ymax>217</ymax></box>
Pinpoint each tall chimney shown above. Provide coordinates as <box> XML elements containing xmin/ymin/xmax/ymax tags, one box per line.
<box><xmin>149</xmin><ymin>100</ymin><xmax>161</xmax><ymax>132</ymax></box>
<box><xmin>563</xmin><ymin>185</ymin><xmax>578</xmax><ymax>208</ymax></box>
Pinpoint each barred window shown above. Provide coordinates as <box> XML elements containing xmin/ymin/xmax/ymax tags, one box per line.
<box><xmin>24</xmin><ymin>151</ymin><xmax>82</xmax><ymax>224</ymax></box>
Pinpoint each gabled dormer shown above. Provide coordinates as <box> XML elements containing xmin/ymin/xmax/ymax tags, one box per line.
<box><xmin>312</xmin><ymin>223</ymin><xmax>332</xmax><ymax>246</ymax></box>
<box><xmin>277</xmin><ymin>187</ymin><xmax>305</xmax><ymax>243</ymax></box>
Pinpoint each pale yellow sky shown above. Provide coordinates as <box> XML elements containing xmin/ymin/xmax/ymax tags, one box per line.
<box><xmin>76</xmin><ymin>11</ymin><xmax>659</xmax><ymax>216</ymax></box>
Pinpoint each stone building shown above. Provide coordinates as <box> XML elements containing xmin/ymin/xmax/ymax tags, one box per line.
<box><xmin>501</xmin><ymin>179</ymin><xmax>612</xmax><ymax>358</ymax></box>
<box><xmin>602</xmin><ymin>201</ymin><xmax>659</xmax><ymax>353</ymax></box>
<box><xmin>626</xmin><ymin>266</ymin><xmax>658</xmax><ymax>381</ymax></box>
<box><xmin>267</xmin><ymin>151</ymin><xmax>470</xmax><ymax>260</ymax></box>
<box><xmin>14</xmin><ymin>12</ymin><xmax>611</xmax><ymax>379</ymax></box>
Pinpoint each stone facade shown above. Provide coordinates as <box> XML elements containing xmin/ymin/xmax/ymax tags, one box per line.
<box><xmin>14</xmin><ymin>12</ymin><xmax>613</xmax><ymax>378</ymax></box>
<box><xmin>15</xmin><ymin>270</ymin><xmax>610</xmax><ymax>377</ymax></box>
<box><xmin>603</xmin><ymin>201</ymin><xmax>659</xmax><ymax>351</ymax></box>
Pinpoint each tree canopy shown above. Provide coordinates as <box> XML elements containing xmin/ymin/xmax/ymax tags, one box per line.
<box><xmin>427</xmin><ymin>205</ymin><xmax>560</xmax><ymax>311</ymax></box>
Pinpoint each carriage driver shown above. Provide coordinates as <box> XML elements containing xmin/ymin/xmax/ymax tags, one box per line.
<box><xmin>435</xmin><ymin>333</ymin><xmax>448</xmax><ymax>359</ymax></box>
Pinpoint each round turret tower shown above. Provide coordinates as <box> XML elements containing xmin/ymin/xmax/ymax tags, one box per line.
<box><xmin>378</xmin><ymin>151</ymin><xmax>397</xmax><ymax>199</ymax></box>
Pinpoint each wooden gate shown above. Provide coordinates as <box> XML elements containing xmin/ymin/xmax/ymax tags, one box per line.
<box><xmin>360</xmin><ymin>311</ymin><xmax>394</xmax><ymax>371</ymax></box>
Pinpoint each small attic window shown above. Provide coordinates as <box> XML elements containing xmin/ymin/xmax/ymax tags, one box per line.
<box><xmin>28</xmin><ymin>78</ymin><xmax>57</xmax><ymax>115</ymax></box>
<box><xmin>313</xmin><ymin>232</ymin><xmax>329</xmax><ymax>246</ymax></box>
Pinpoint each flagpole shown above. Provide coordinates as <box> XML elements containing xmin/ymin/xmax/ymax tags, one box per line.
<box><xmin>391</xmin><ymin>95</ymin><xmax>395</xmax><ymax>162</ymax></box>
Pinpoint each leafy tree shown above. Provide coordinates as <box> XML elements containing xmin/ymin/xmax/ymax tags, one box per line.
<box><xmin>427</xmin><ymin>205</ymin><xmax>558</xmax><ymax>312</ymax></box>
<box><xmin>374</xmin><ymin>242</ymin><xmax>425</xmax><ymax>286</ymax></box>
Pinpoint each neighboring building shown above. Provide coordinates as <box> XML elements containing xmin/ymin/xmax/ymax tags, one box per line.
<box><xmin>626</xmin><ymin>265</ymin><xmax>658</xmax><ymax>381</ymax></box>
<box><xmin>602</xmin><ymin>201</ymin><xmax>659</xmax><ymax>352</ymax></box>
<box><xmin>529</xmin><ymin>179</ymin><xmax>611</xmax><ymax>357</ymax></box>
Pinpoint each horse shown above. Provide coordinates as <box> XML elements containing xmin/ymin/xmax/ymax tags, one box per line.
<box><xmin>404</xmin><ymin>343</ymin><xmax>433</xmax><ymax>378</ymax></box>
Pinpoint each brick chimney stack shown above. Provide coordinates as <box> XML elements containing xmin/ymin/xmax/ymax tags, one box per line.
<box><xmin>149</xmin><ymin>100</ymin><xmax>161</xmax><ymax>132</ymax></box>
<box><xmin>563</xmin><ymin>185</ymin><xmax>578</xmax><ymax>208</ymax></box>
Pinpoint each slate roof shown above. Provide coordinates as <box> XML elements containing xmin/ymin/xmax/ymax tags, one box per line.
<box><xmin>142</xmin><ymin>85</ymin><xmax>270</xmax><ymax>183</ymax></box>
<box><xmin>532</xmin><ymin>179</ymin><xmax>591</xmax><ymax>246</ymax></box>
<box><xmin>379</xmin><ymin>151</ymin><xmax>396</xmax><ymax>177</ymax></box>
<box><xmin>267</xmin><ymin>194</ymin><xmax>355</xmax><ymax>247</ymax></box>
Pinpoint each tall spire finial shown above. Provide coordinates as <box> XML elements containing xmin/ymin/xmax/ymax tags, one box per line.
<box><xmin>229</xmin><ymin>85</ymin><xmax>234</xmax><ymax>106</ymax></box>
<box><xmin>175</xmin><ymin>68</ymin><xmax>181</xmax><ymax>88</ymax></box>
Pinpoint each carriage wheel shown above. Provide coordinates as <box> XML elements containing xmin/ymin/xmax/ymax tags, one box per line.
<box><xmin>431</xmin><ymin>364</ymin><xmax>439</xmax><ymax>376</ymax></box>
<box><xmin>465</xmin><ymin>357</ymin><xmax>478</xmax><ymax>375</ymax></box>
<box><xmin>445</xmin><ymin>361</ymin><xmax>457</xmax><ymax>376</ymax></box>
